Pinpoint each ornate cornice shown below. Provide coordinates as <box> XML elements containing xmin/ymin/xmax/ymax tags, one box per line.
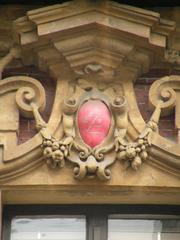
<box><xmin>13</xmin><ymin>1</ymin><xmax>175</xmax><ymax>46</ymax></box>
<box><xmin>12</xmin><ymin>0</ymin><xmax>175</xmax><ymax>78</ymax></box>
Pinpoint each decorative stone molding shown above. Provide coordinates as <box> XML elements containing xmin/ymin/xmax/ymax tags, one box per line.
<box><xmin>0</xmin><ymin>76</ymin><xmax>46</xmax><ymax>169</ymax></box>
<box><xmin>0</xmin><ymin>0</ymin><xmax>179</xmax><ymax>191</ymax></box>
<box><xmin>165</xmin><ymin>49</ymin><xmax>180</xmax><ymax>68</ymax></box>
<box><xmin>149</xmin><ymin>75</ymin><xmax>180</xmax><ymax>142</ymax></box>
<box><xmin>19</xmin><ymin>73</ymin><xmax>177</xmax><ymax>181</ymax></box>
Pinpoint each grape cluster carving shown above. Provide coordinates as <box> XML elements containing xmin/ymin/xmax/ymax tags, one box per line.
<box><xmin>115</xmin><ymin>121</ymin><xmax>157</xmax><ymax>170</ymax></box>
<box><xmin>42</xmin><ymin>136</ymin><xmax>73</xmax><ymax>168</ymax></box>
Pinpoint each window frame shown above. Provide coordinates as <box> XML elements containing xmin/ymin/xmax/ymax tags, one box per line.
<box><xmin>3</xmin><ymin>204</ymin><xmax>180</xmax><ymax>240</ymax></box>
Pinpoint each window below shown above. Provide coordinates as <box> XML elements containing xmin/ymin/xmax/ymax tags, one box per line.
<box><xmin>3</xmin><ymin>205</ymin><xmax>180</xmax><ymax>240</ymax></box>
<box><xmin>11</xmin><ymin>216</ymin><xmax>86</xmax><ymax>240</ymax></box>
<box><xmin>108</xmin><ymin>217</ymin><xmax>180</xmax><ymax>240</ymax></box>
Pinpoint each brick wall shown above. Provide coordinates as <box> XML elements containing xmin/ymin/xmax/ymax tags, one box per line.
<box><xmin>2</xmin><ymin>65</ymin><xmax>179</xmax><ymax>144</ymax></box>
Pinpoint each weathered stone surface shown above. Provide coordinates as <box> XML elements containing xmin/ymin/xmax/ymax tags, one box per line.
<box><xmin>0</xmin><ymin>5</ymin><xmax>41</xmax><ymax>57</ymax></box>
<box><xmin>0</xmin><ymin>0</ymin><xmax>179</xmax><ymax>205</ymax></box>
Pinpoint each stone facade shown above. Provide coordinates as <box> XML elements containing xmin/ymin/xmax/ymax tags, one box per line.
<box><xmin>0</xmin><ymin>1</ymin><xmax>180</xmax><ymax>238</ymax></box>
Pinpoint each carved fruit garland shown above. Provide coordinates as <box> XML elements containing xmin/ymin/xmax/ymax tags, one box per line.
<box><xmin>114</xmin><ymin>121</ymin><xmax>157</xmax><ymax>170</ymax></box>
<box><xmin>42</xmin><ymin>136</ymin><xmax>73</xmax><ymax>169</ymax></box>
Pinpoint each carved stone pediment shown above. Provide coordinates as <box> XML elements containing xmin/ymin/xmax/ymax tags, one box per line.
<box><xmin>0</xmin><ymin>0</ymin><xmax>179</xmax><ymax>204</ymax></box>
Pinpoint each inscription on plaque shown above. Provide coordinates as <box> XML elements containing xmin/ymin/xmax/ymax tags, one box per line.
<box><xmin>78</xmin><ymin>100</ymin><xmax>111</xmax><ymax>148</ymax></box>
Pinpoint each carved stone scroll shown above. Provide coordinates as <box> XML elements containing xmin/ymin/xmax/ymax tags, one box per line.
<box><xmin>149</xmin><ymin>75</ymin><xmax>180</xmax><ymax>142</ymax></box>
<box><xmin>0</xmin><ymin>76</ymin><xmax>46</xmax><ymax>162</ymax></box>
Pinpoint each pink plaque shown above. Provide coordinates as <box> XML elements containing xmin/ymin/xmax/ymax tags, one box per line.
<box><xmin>78</xmin><ymin>100</ymin><xmax>111</xmax><ymax>148</ymax></box>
